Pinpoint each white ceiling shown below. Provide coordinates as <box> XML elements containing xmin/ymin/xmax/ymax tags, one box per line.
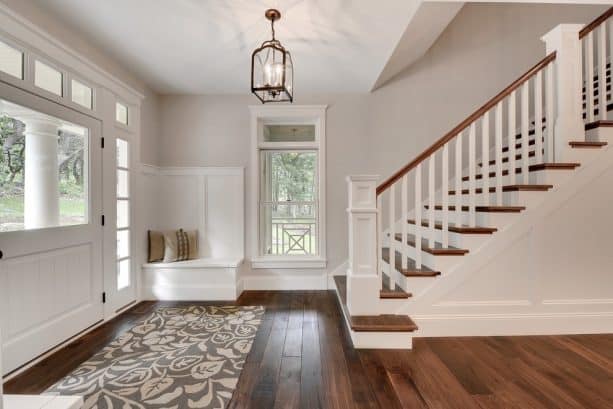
<box><xmin>31</xmin><ymin>0</ymin><xmax>420</xmax><ymax>95</ymax></box>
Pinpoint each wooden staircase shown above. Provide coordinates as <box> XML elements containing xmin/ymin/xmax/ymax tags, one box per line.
<box><xmin>335</xmin><ymin>7</ymin><xmax>613</xmax><ymax>349</ymax></box>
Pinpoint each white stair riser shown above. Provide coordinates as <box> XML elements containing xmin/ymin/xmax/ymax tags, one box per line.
<box><xmin>443</xmin><ymin>190</ymin><xmax>546</xmax><ymax>207</ymax></box>
<box><xmin>459</xmin><ymin>169</ymin><xmax>572</xmax><ymax>189</ymax></box>
<box><xmin>405</xmin><ymin>224</ymin><xmax>491</xmax><ymax>249</ymax></box>
<box><xmin>394</xmin><ymin>242</ymin><xmax>463</xmax><ymax>271</ymax></box>
<box><xmin>380</xmin><ymin>260</ymin><xmax>439</xmax><ymax>298</ymax></box>
<box><xmin>586</xmin><ymin>126</ymin><xmax>613</xmax><ymax>142</ymax></box>
<box><xmin>425</xmin><ymin>209</ymin><xmax>519</xmax><ymax>228</ymax></box>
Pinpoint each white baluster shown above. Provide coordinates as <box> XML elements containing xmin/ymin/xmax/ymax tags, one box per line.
<box><xmin>521</xmin><ymin>81</ymin><xmax>530</xmax><ymax>182</ymax></box>
<box><xmin>599</xmin><ymin>24</ymin><xmax>607</xmax><ymax>120</ymax></box>
<box><xmin>442</xmin><ymin>143</ymin><xmax>449</xmax><ymax>247</ymax></box>
<box><xmin>389</xmin><ymin>184</ymin><xmax>396</xmax><ymax>276</ymax></box>
<box><xmin>468</xmin><ymin>122</ymin><xmax>476</xmax><ymax>227</ymax></box>
<box><xmin>481</xmin><ymin>112</ymin><xmax>490</xmax><ymax>204</ymax></box>
<box><xmin>401</xmin><ymin>174</ymin><xmax>408</xmax><ymax>270</ymax></box>
<box><xmin>610</xmin><ymin>20</ymin><xmax>613</xmax><ymax>116</ymax></box>
<box><xmin>508</xmin><ymin>91</ymin><xmax>517</xmax><ymax>185</ymax></box>
<box><xmin>495</xmin><ymin>102</ymin><xmax>503</xmax><ymax>205</ymax></box>
<box><xmin>428</xmin><ymin>153</ymin><xmax>435</xmax><ymax>248</ymax></box>
<box><xmin>546</xmin><ymin>63</ymin><xmax>555</xmax><ymax>162</ymax></box>
<box><xmin>587</xmin><ymin>32</ymin><xmax>595</xmax><ymax>123</ymax></box>
<box><xmin>414</xmin><ymin>164</ymin><xmax>422</xmax><ymax>268</ymax></box>
<box><xmin>455</xmin><ymin>132</ymin><xmax>463</xmax><ymax>224</ymax></box>
<box><xmin>377</xmin><ymin>194</ymin><xmax>382</xmax><ymax>289</ymax></box>
<box><xmin>535</xmin><ymin>70</ymin><xmax>544</xmax><ymax>164</ymax></box>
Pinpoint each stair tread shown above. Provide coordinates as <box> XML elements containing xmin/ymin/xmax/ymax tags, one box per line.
<box><xmin>569</xmin><ymin>141</ymin><xmax>608</xmax><ymax>148</ymax></box>
<box><xmin>585</xmin><ymin>120</ymin><xmax>613</xmax><ymax>131</ymax></box>
<box><xmin>381</xmin><ymin>272</ymin><xmax>412</xmax><ymax>299</ymax></box>
<box><xmin>426</xmin><ymin>205</ymin><xmax>525</xmax><ymax>213</ymax></box>
<box><xmin>334</xmin><ymin>276</ymin><xmax>418</xmax><ymax>332</ymax></box>
<box><xmin>448</xmin><ymin>184</ymin><xmax>553</xmax><ymax>195</ymax></box>
<box><xmin>381</xmin><ymin>248</ymin><xmax>441</xmax><ymax>277</ymax></box>
<box><xmin>393</xmin><ymin>233</ymin><xmax>469</xmax><ymax>255</ymax></box>
<box><xmin>461</xmin><ymin>163</ymin><xmax>579</xmax><ymax>181</ymax></box>
<box><xmin>407</xmin><ymin>219</ymin><xmax>497</xmax><ymax>234</ymax></box>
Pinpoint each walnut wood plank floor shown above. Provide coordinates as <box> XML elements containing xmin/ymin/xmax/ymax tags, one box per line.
<box><xmin>4</xmin><ymin>291</ymin><xmax>613</xmax><ymax>408</ymax></box>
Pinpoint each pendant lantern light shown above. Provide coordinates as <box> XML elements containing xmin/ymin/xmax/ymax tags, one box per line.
<box><xmin>251</xmin><ymin>9</ymin><xmax>293</xmax><ymax>103</ymax></box>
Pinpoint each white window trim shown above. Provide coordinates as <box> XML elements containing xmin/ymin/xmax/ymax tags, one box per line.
<box><xmin>249</xmin><ymin>104</ymin><xmax>327</xmax><ymax>269</ymax></box>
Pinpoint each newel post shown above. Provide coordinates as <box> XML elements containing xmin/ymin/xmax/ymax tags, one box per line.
<box><xmin>346</xmin><ymin>175</ymin><xmax>380</xmax><ymax>316</ymax></box>
<box><xmin>541</xmin><ymin>24</ymin><xmax>584</xmax><ymax>161</ymax></box>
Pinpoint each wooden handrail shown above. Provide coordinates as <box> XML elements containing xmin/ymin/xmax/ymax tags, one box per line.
<box><xmin>376</xmin><ymin>52</ymin><xmax>557</xmax><ymax>196</ymax></box>
<box><xmin>579</xmin><ymin>7</ymin><xmax>613</xmax><ymax>39</ymax></box>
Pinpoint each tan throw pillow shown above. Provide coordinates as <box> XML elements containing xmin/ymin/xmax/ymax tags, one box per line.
<box><xmin>163</xmin><ymin>229</ymin><xmax>199</xmax><ymax>262</ymax></box>
<box><xmin>147</xmin><ymin>230</ymin><xmax>164</xmax><ymax>262</ymax></box>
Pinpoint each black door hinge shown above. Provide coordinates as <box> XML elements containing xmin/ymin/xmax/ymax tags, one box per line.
<box><xmin>102</xmin><ymin>292</ymin><xmax>106</xmax><ymax>304</ymax></box>
<box><xmin>101</xmin><ymin>137</ymin><xmax>105</xmax><ymax>148</ymax></box>
<box><xmin>101</xmin><ymin>215</ymin><xmax>105</xmax><ymax>226</ymax></box>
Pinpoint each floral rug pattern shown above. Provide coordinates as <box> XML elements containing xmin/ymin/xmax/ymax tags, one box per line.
<box><xmin>46</xmin><ymin>305</ymin><xmax>264</xmax><ymax>409</ymax></box>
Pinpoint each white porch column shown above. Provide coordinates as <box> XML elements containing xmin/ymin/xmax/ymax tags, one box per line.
<box><xmin>542</xmin><ymin>24</ymin><xmax>584</xmax><ymax>162</ymax></box>
<box><xmin>346</xmin><ymin>175</ymin><xmax>380</xmax><ymax>316</ymax></box>
<box><xmin>22</xmin><ymin>117</ymin><xmax>61</xmax><ymax>229</ymax></box>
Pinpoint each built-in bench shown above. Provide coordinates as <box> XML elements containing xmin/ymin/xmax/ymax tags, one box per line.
<box><xmin>142</xmin><ymin>257</ymin><xmax>245</xmax><ymax>301</ymax></box>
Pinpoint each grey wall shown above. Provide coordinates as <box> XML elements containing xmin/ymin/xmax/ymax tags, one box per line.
<box><xmin>159</xmin><ymin>94</ymin><xmax>371</xmax><ymax>272</ymax></box>
<box><xmin>153</xmin><ymin>3</ymin><xmax>606</xmax><ymax>276</ymax></box>
<box><xmin>368</xmin><ymin>2</ymin><xmax>607</xmax><ymax>179</ymax></box>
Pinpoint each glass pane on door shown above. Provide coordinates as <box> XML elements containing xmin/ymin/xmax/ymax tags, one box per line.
<box><xmin>0</xmin><ymin>98</ymin><xmax>88</xmax><ymax>232</ymax></box>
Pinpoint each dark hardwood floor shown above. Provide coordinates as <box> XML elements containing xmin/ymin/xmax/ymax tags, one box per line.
<box><xmin>4</xmin><ymin>291</ymin><xmax>613</xmax><ymax>408</ymax></box>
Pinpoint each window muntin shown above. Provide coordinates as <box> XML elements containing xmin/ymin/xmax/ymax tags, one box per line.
<box><xmin>115</xmin><ymin>102</ymin><xmax>128</xmax><ymax>125</ymax></box>
<box><xmin>259</xmin><ymin>150</ymin><xmax>318</xmax><ymax>256</ymax></box>
<box><xmin>0</xmin><ymin>40</ymin><xmax>23</xmax><ymax>79</ymax></box>
<box><xmin>34</xmin><ymin>60</ymin><xmax>63</xmax><ymax>96</ymax></box>
<box><xmin>116</xmin><ymin>137</ymin><xmax>131</xmax><ymax>290</ymax></box>
<box><xmin>0</xmin><ymin>99</ymin><xmax>88</xmax><ymax>232</ymax></box>
<box><xmin>71</xmin><ymin>79</ymin><xmax>93</xmax><ymax>109</ymax></box>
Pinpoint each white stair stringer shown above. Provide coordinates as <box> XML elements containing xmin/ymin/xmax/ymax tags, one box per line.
<box><xmin>383</xmin><ymin>130</ymin><xmax>613</xmax><ymax>335</ymax></box>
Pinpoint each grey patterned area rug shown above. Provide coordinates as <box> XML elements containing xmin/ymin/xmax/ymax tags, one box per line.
<box><xmin>46</xmin><ymin>305</ymin><xmax>265</xmax><ymax>409</ymax></box>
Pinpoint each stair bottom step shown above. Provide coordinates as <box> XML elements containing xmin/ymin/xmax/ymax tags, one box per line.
<box><xmin>334</xmin><ymin>276</ymin><xmax>418</xmax><ymax>332</ymax></box>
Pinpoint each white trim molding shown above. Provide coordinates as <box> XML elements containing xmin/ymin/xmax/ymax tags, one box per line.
<box><xmin>249</xmin><ymin>104</ymin><xmax>328</xmax><ymax>270</ymax></box>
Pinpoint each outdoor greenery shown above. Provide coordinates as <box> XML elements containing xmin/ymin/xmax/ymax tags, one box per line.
<box><xmin>0</xmin><ymin>114</ymin><xmax>86</xmax><ymax>231</ymax></box>
<box><xmin>266</xmin><ymin>151</ymin><xmax>317</xmax><ymax>255</ymax></box>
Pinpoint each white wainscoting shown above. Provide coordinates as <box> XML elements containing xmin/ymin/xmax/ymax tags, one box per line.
<box><xmin>140</xmin><ymin>166</ymin><xmax>245</xmax><ymax>300</ymax></box>
<box><xmin>0</xmin><ymin>244</ymin><xmax>102</xmax><ymax>374</ymax></box>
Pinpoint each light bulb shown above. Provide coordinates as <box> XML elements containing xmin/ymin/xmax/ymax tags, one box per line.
<box><xmin>264</xmin><ymin>62</ymin><xmax>284</xmax><ymax>87</ymax></box>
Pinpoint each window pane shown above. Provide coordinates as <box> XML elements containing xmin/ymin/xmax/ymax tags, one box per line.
<box><xmin>117</xmin><ymin>258</ymin><xmax>130</xmax><ymax>290</ymax></box>
<box><xmin>34</xmin><ymin>60</ymin><xmax>63</xmax><ymax>96</ymax></box>
<box><xmin>117</xmin><ymin>169</ymin><xmax>129</xmax><ymax>198</ymax></box>
<box><xmin>0</xmin><ymin>40</ymin><xmax>23</xmax><ymax>79</ymax></box>
<box><xmin>259</xmin><ymin>150</ymin><xmax>317</xmax><ymax>256</ymax></box>
<box><xmin>117</xmin><ymin>229</ymin><xmax>130</xmax><ymax>259</ymax></box>
<box><xmin>116</xmin><ymin>138</ymin><xmax>128</xmax><ymax>168</ymax></box>
<box><xmin>71</xmin><ymin>80</ymin><xmax>92</xmax><ymax>109</ymax></box>
<box><xmin>116</xmin><ymin>103</ymin><xmax>128</xmax><ymax>125</ymax></box>
<box><xmin>117</xmin><ymin>199</ymin><xmax>129</xmax><ymax>228</ymax></box>
<box><xmin>1</xmin><ymin>99</ymin><xmax>88</xmax><ymax>232</ymax></box>
<box><xmin>263</xmin><ymin>124</ymin><xmax>315</xmax><ymax>142</ymax></box>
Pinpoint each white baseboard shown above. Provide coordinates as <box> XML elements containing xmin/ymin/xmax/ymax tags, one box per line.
<box><xmin>413</xmin><ymin>312</ymin><xmax>613</xmax><ymax>337</ymax></box>
<box><xmin>243</xmin><ymin>274</ymin><xmax>328</xmax><ymax>290</ymax></box>
<box><xmin>142</xmin><ymin>285</ymin><xmax>239</xmax><ymax>301</ymax></box>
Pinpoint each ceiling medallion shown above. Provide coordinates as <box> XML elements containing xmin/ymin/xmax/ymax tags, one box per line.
<box><xmin>251</xmin><ymin>9</ymin><xmax>293</xmax><ymax>103</ymax></box>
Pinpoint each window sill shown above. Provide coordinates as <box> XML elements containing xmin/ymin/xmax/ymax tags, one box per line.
<box><xmin>251</xmin><ymin>257</ymin><xmax>327</xmax><ymax>269</ymax></box>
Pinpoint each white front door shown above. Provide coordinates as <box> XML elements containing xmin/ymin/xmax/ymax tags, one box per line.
<box><xmin>0</xmin><ymin>81</ymin><xmax>104</xmax><ymax>374</ymax></box>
